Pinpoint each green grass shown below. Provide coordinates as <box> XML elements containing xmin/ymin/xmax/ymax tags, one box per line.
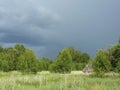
<box><xmin>0</xmin><ymin>71</ymin><xmax>120</xmax><ymax>90</ymax></box>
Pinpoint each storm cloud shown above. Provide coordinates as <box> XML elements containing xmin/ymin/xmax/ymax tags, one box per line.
<box><xmin>0</xmin><ymin>0</ymin><xmax>120</xmax><ymax>59</ymax></box>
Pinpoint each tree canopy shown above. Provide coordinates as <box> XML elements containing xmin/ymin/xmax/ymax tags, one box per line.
<box><xmin>0</xmin><ymin>36</ymin><xmax>120</xmax><ymax>75</ymax></box>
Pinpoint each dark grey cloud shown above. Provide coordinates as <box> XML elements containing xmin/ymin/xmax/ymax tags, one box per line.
<box><xmin>0</xmin><ymin>0</ymin><xmax>120</xmax><ymax>59</ymax></box>
<box><xmin>0</xmin><ymin>0</ymin><xmax>60</xmax><ymax>44</ymax></box>
<box><xmin>0</xmin><ymin>0</ymin><xmax>62</xmax><ymax>58</ymax></box>
<box><xmin>0</xmin><ymin>6</ymin><xmax>59</xmax><ymax>29</ymax></box>
<box><xmin>0</xmin><ymin>33</ymin><xmax>45</xmax><ymax>46</ymax></box>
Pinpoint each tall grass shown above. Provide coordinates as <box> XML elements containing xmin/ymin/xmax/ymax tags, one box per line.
<box><xmin>0</xmin><ymin>71</ymin><xmax>120</xmax><ymax>90</ymax></box>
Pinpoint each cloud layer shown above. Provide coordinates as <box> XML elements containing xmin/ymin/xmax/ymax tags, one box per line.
<box><xmin>0</xmin><ymin>0</ymin><xmax>60</xmax><ymax>45</ymax></box>
<box><xmin>0</xmin><ymin>0</ymin><xmax>120</xmax><ymax>59</ymax></box>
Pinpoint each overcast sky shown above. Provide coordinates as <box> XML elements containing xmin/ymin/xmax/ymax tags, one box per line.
<box><xmin>0</xmin><ymin>0</ymin><xmax>120</xmax><ymax>59</ymax></box>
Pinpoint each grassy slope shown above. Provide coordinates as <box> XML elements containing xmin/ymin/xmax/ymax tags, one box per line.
<box><xmin>0</xmin><ymin>71</ymin><xmax>120</xmax><ymax>90</ymax></box>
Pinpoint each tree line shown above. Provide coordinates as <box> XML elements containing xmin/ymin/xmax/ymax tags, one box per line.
<box><xmin>0</xmin><ymin>45</ymin><xmax>90</xmax><ymax>74</ymax></box>
<box><xmin>0</xmin><ymin>37</ymin><xmax>120</xmax><ymax>76</ymax></box>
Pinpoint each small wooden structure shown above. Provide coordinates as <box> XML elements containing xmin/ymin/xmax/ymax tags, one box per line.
<box><xmin>83</xmin><ymin>64</ymin><xmax>93</xmax><ymax>73</ymax></box>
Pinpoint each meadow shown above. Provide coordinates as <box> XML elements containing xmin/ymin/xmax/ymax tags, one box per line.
<box><xmin>0</xmin><ymin>71</ymin><xmax>120</xmax><ymax>90</ymax></box>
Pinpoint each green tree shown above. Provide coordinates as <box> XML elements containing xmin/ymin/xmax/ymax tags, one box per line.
<box><xmin>4</xmin><ymin>47</ymin><xmax>16</xmax><ymax>71</ymax></box>
<box><xmin>65</xmin><ymin>47</ymin><xmax>81</xmax><ymax>63</ymax></box>
<box><xmin>17</xmin><ymin>49</ymin><xmax>38</xmax><ymax>74</ymax></box>
<box><xmin>63</xmin><ymin>47</ymin><xmax>90</xmax><ymax>70</ymax></box>
<box><xmin>107</xmin><ymin>38</ymin><xmax>120</xmax><ymax>71</ymax></box>
<box><xmin>81</xmin><ymin>53</ymin><xmax>90</xmax><ymax>63</ymax></box>
<box><xmin>0</xmin><ymin>53</ymin><xmax>10</xmax><ymax>72</ymax></box>
<box><xmin>14</xmin><ymin>44</ymin><xmax>25</xmax><ymax>56</ymax></box>
<box><xmin>112</xmin><ymin>44</ymin><xmax>120</xmax><ymax>67</ymax></box>
<box><xmin>0</xmin><ymin>44</ymin><xmax>38</xmax><ymax>73</ymax></box>
<box><xmin>50</xmin><ymin>48</ymin><xmax>73</xmax><ymax>73</ymax></box>
<box><xmin>38</xmin><ymin>57</ymin><xmax>53</xmax><ymax>71</ymax></box>
<box><xmin>75</xmin><ymin>52</ymin><xmax>90</xmax><ymax>70</ymax></box>
<box><xmin>93</xmin><ymin>50</ymin><xmax>111</xmax><ymax>77</ymax></box>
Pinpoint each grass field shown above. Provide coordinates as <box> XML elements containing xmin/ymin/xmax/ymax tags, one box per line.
<box><xmin>0</xmin><ymin>71</ymin><xmax>120</xmax><ymax>90</ymax></box>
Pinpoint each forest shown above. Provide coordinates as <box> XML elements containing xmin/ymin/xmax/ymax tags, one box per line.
<box><xmin>0</xmin><ymin>37</ymin><xmax>120</xmax><ymax>77</ymax></box>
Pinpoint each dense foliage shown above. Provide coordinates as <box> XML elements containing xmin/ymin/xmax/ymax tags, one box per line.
<box><xmin>93</xmin><ymin>50</ymin><xmax>111</xmax><ymax>76</ymax></box>
<box><xmin>0</xmin><ymin>45</ymin><xmax>38</xmax><ymax>74</ymax></box>
<box><xmin>50</xmin><ymin>47</ymin><xmax>90</xmax><ymax>73</ymax></box>
<box><xmin>0</xmin><ymin>37</ymin><xmax>120</xmax><ymax>75</ymax></box>
<box><xmin>92</xmin><ymin>37</ymin><xmax>120</xmax><ymax>76</ymax></box>
<box><xmin>0</xmin><ymin>45</ymin><xmax>89</xmax><ymax>74</ymax></box>
<box><xmin>50</xmin><ymin>48</ymin><xmax>73</xmax><ymax>73</ymax></box>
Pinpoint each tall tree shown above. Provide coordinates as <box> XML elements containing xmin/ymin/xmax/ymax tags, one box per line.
<box><xmin>17</xmin><ymin>49</ymin><xmax>38</xmax><ymax>73</ymax></box>
<box><xmin>93</xmin><ymin>50</ymin><xmax>111</xmax><ymax>77</ymax></box>
<box><xmin>50</xmin><ymin>48</ymin><xmax>73</xmax><ymax>73</ymax></box>
<box><xmin>108</xmin><ymin>41</ymin><xmax>120</xmax><ymax>71</ymax></box>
